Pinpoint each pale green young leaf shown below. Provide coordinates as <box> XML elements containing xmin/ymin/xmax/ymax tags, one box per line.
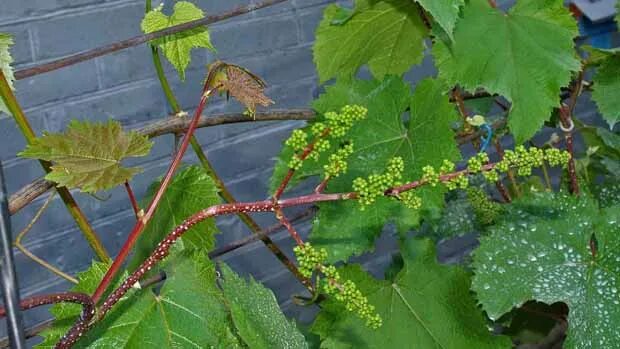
<box><xmin>141</xmin><ymin>1</ymin><xmax>215</xmax><ymax>80</ymax></box>
<box><xmin>19</xmin><ymin>119</ymin><xmax>152</xmax><ymax>193</ymax></box>
<box><xmin>415</xmin><ymin>0</ymin><xmax>464</xmax><ymax>40</ymax></box>
<box><xmin>311</xmin><ymin>239</ymin><xmax>511</xmax><ymax>348</ymax></box>
<box><xmin>219</xmin><ymin>264</ymin><xmax>308</xmax><ymax>349</ymax></box>
<box><xmin>0</xmin><ymin>33</ymin><xmax>15</xmax><ymax>115</ymax></box>
<box><xmin>271</xmin><ymin>76</ymin><xmax>459</xmax><ymax>262</ymax></box>
<box><xmin>592</xmin><ymin>54</ymin><xmax>620</xmax><ymax>128</ymax></box>
<box><xmin>472</xmin><ymin>192</ymin><xmax>620</xmax><ymax>349</ymax></box>
<box><xmin>40</xmin><ymin>250</ymin><xmax>241</xmax><ymax>348</ymax></box>
<box><xmin>313</xmin><ymin>0</ymin><xmax>427</xmax><ymax>83</ymax></box>
<box><xmin>433</xmin><ymin>0</ymin><xmax>580</xmax><ymax>143</ymax></box>
<box><xmin>130</xmin><ymin>165</ymin><xmax>220</xmax><ymax>270</ymax></box>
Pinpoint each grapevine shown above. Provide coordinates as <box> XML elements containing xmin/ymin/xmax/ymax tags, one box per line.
<box><xmin>0</xmin><ymin>1</ymin><xmax>616</xmax><ymax>348</ymax></box>
<box><xmin>294</xmin><ymin>243</ymin><xmax>382</xmax><ymax>329</ymax></box>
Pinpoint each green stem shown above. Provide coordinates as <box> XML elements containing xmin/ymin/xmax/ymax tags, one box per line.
<box><xmin>0</xmin><ymin>71</ymin><xmax>111</xmax><ymax>263</ymax></box>
<box><xmin>144</xmin><ymin>3</ymin><xmax>310</xmax><ymax>288</ymax></box>
<box><xmin>150</xmin><ymin>46</ymin><xmax>181</xmax><ymax>112</ymax></box>
<box><xmin>494</xmin><ymin>140</ymin><xmax>521</xmax><ymax>197</ymax></box>
<box><xmin>541</xmin><ymin>162</ymin><xmax>552</xmax><ymax>192</ymax></box>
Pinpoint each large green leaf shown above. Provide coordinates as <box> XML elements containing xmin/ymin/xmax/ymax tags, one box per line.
<box><xmin>141</xmin><ymin>1</ymin><xmax>215</xmax><ymax>80</ymax></box>
<box><xmin>472</xmin><ymin>192</ymin><xmax>620</xmax><ymax>348</ymax></box>
<box><xmin>415</xmin><ymin>0</ymin><xmax>464</xmax><ymax>40</ymax></box>
<box><xmin>272</xmin><ymin>76</ymin><xmax>459</xmax><ymax>262</ymax></box>
<box><xmin>313</xmin><ymin>0</ymin><xmax>428</xmax><ymax>83</ymax></box>
<box><xmin>19</xmin><ymin>120</ymin><xmax>153</xmax><ymax>193</ymax></box>
<box><xmin>39</xmin><ymin>251</ymin><xmax>241</xmax><ymax>348</ymax></box>
<box><xmin>0</xmin><ymin>33</ymin><xmax>15</xmax><ymax>115</ymax></box>
<box><xmin>219</xmin><ymin>264</ymin><xmax>308</xmax><ymax>349</ymax></box>
<box><xmin>311</xmin><ymin>239</ymin><xmax>511</xmax><ymax>348</ymax></box>
<box><xmin>130</xmin><ymin>165</ymin><xmax>220</xmax><ymax>270</ymax></box>
<box><xmin>592</xmin><ymin>54</ymin><xmax>620</xmax><ymax>128</ymax></box>
<box><xmin>433</xmin><ymin>0</ymin><xmax>580</xmax><ymax>143</ymax></box>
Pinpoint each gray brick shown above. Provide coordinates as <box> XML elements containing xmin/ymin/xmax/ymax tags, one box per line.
<box><xmin>0</xmin><ymin>0</ymin><xmax>102</xmax><ymax>24</ymax></box>
<box><xmin>210</xmin><ymin>16</ymin><xmax>299</xmax><ymax>58</ymax></box>
<box><xmin>266</xmin><ymin>77</ymin><xmax>317</xmax><ymax>108</ymax></box>
<box><xmin>1</xmin><ymin>159</ymin><xmax>46</xmax><ymax>195</ymax></box>
<box><xmin>298</xmin><ymin>5</ymin><xmax>327</xmax><ymax>43</ymax></box>
<box><xmin>63</xmin><ymin>81</ymin><xmax>168</xmax><ymax>127</ymax></box>
<box><xmin>13</xmin><ymin>60</ymin><xmax>100</xmax><ymax>109</ymax></box>
<box><xmin>96</xmin><ymin>45</ymin><xmax>157</xmax><ymax>89</ymax></box>
<box><xmin>192</xmin><ymin>0</ymin><xmax>251</xmax><ymax>17</ymax></box>
<box><xmin>250</xmin><ymin>0</ymin><xmax>294</xmax><ymax>17</ymax></box>
<box><xmin>293</xmin><ymin>0</ymin><xmax>339</xmax><ymax>9</ymax></box>
<box><xmin>0</xmin><ymin>0</ymin><xmax>546</xmax><ymax>334</ymax></box>
<box><xmin>403</xmin><ymin>47</ymin><xmax>437</xmax><ymax>85</ymax></box>
<box><xmin>235</xmin><ymin>45</ymin><xmax>315</xmax><ymax>86</ymax></box>
<box><xmin>261</xmin><ymin>269</ymin><xmax>309</xmax><ymax>304</ymax></box>
<box><xmin>193</xmin><ymin>118</ymin><xmax>280</xmax><ymax>148</ymax></box>
<box><xmin>0</xmin><ymin>107</ymin><xmax>49</xmax><ymax>162</ymax></box>
<box><xmin>0</xmin><ymin>25</ymin><xmax>33</xmax><ymax>65</ymax></box>
<box><xmin>34</xmin><ymin>3</ymin><xmax>144</xmax><ymax>60</ymax></box>
<box><xmin>14</xmin><ymin>211</ymin><xmax>137</xmax><ymax>295</ymax></box>
<box><xmin>205</xmin><ymin>122</ymin><xmax>300</xmax><ymax>180</ymax></box>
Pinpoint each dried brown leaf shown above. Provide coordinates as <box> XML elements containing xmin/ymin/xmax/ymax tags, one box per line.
<box><xmin>220</xmin><ymin>65</ymin><xmax>274</xmax><ymax>114</ymax></box>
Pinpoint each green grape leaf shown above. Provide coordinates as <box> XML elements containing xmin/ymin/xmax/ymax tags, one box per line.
<box><xmin>601</xmin><ymin>156</ymin><xmax>620</xmax><ymax>176</ymax></box>
<box><xmin>19</xmin><ymin>120</ymin><xmax>153</xmax><ymax>193</ymax></box>
<box><xmin>407</xmin><ymin>77</ymin><xmax>462</xmax><ymax>210</ymax></box>
<box><xmin>582</xmin><ymin>45</ymin><xmax>620</xmax><ymax>66</ymax></box>
<box><xmin>130</xmin><ymin>165</ymin><xmax>220</xmax><ymax>270</ymax></box>
<box><xmin>0</xmin><ymin>33</ymin><xmax>15</xmax><ymax>116</ymax></box>
<box><xmin>415</xmin><ymin>0</ymin><xmax>464</xmax><ymax>40</ymax></box>
<box><xmin>40</xmin><ymin>250</ymin><xmax>241</xmax><ymax>348</ymax></box>
<box><xmin>218</xmin><ymin>264</ymin><xmax>308</xmax><ymax>349</ymax></box>
<box><xmin>141</xmin><ymin>1</ymin><xmax>215</xmax><ymax>80</ymax></box>
<box><xmin>433</xmin><ymin>0</ymin><xmax>580</xmax><ymax>143</ymax></box>
<box><xmin>271</xmin><ymin>76</ymin><xmax>459</xmax><ymax>262</ymax></box>
<box><xmin>592</xmin><ymin>54</ymin><xmax>620</xmax><ymax>128</ymax></box>
<box><xmin>313</xmin><ymin>0</ymin><xmax>428</xmax><ymax>83</ymax></box>
<box><xmin>578</xmin><ymin>122</ymin><xmax>620</xmax><ymax>160</ymax></box>
<box><xmin>423</xmin><ymin>196</ymin><xmax>476</xmax><ymax>240</ymax></box>
<box><xmin>594</xmin><ymin>181</ymin><xmax>620</xmax><ymax>208</ymax></box>
<box><xmin>472</xmin><ymin>192</ymin><xmax>620</xmax><ymax>349</ymax></box>
<box><xmin>311</xmin><ymin>238</ymin><xmax>511</xmax><ymax>348</ymax></box>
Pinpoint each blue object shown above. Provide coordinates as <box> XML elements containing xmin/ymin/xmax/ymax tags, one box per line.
<box><xmin>579</xmin><ymin>15</ymin><xmax>617</xmax><ymax>49</ymax></box>
<box><xmin>479</xmin><ymin>124</ymin><xmax>493</xmax><ymax>153</ymax></box>
<box><xmin>571</xmin><ymin>0</ymin><xmax>618</xmax><ymax>49</ymax></box>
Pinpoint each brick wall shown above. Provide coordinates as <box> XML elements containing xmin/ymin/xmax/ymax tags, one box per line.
<box><xmin>1</xmin><ymin>0</ymin><xmax>609</xmax><ymax>344</ymax></box>
<box><xmin>0</xmin><ymin>0</ymin><xmax>354</xmax><ymax>340</ymax></box>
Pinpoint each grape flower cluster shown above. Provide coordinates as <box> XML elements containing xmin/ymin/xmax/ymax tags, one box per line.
<box><xmin>352</xmin><ymin>157</ymin><xmax>422</xmax><ymax>210</ymax></box>
<box><xmin>493</xmin><ymin>146</ymin><xmax>571</xmax><ymax>177</ymax></box>
<box><xmin>324</xmin><ymin>142</ymin><xmax>354</xmax><ymax>178</ymax></box>
<box><xmin>417</xmin><ymin>147</ymin><xmax>571</xmax><ymax>194</ymax></box>
<box><xmin>294</xmin><ymin>243</ymin><xmax>382</xmax><ymax>329</ymax></box>
<box><xmin>439</xmin><ymin>159</ymin><xmax>469</xmax><ymax>190</ymax></box>
<box><xmin>284</xmin><ymin>105</ymin><xmax>367</xmax><ymax>171</ymax></box>
<box><xmin>466</xmin><ymin>187</ymin><xmax>502</xmax><ymax>226</ymax></box>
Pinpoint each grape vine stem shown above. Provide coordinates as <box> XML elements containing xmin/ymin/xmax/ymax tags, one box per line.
<box><xmin>143</xmin><ymin>4</ymin><xmax>311</xmax><ymax>290</ymax></box>
<box><xmin>90</xmin><ymin>74</ymin><xmax>221</xmax><ymax>303</ymax></box>
<box><xmin>0</xmin><ymin>157</ymin><xmax>538</xmax><ymax>348</ymax></box>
